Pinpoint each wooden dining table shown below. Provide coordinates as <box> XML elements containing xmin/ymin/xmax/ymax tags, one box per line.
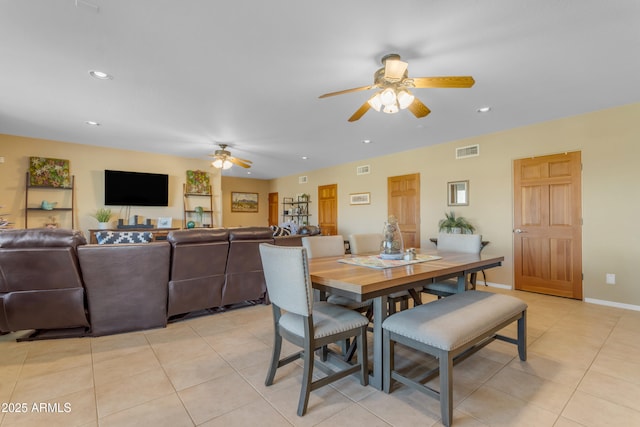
<box><xmin>308</xmin><ymin>249</ymin><xmax>505</xmax><ymax>390</ymax></box>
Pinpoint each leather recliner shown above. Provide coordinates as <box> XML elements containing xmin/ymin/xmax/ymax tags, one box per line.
<box><xmin>78</xmin><ymin>241</ymin><xmax>170</xmax><ymax>336</ymax></box>
<box><xmin>166</xmin><ymin>228</ymin><xmax>230</xmax><ymax>317</ymax></box>
<box><xmin>222</xmin><ymin>227</ymin><xmax>274</xmax><ymax>306</ymax></box>
<box><xmin>0</xmin><ymin>228</ymin><xmax>90</xmax><ymax>335</ymax></box>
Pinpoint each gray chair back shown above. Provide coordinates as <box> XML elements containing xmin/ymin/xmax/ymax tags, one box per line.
<box><xmin>437</xmin><ymin>233</ymin><xmax>482</xmax><ymax>254</ymax></box>
<box><xmin>259</xmin><ymin>243</ymin><xmax>312</xmax><ymax>316</ymax></box>
<box><xmin>301</xmin><ymin>235</ymin><xmax>344</xmax><ymax>258</ymax></box>
<box><xmin>348</xmin><ymin>233</ymin><xmax>382</xmax><ymax>255</ymax></box>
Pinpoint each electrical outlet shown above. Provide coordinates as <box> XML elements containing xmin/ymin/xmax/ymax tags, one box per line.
<box><xmin>606</xmin><ymin>273</ymin><xmax>616</xmax><ymax>285</ymax></box>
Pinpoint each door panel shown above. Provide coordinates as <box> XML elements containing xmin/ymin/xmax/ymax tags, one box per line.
<box><xmin>513</xmin><ymin>151</ymin><xmax>582</xmax><ymax>299</ymax></box>
<box><xmin>318</xmin><ymin>184</ymin><xmax>337</xmax><ymax>236</ymax></box>
<box><xmin>268</xmin><ymin>192</ymin><xmax>278</xmax><ymax>226</ymax></box>
<box><xmin>387</xmin><ymin>173</ymin><xmax>420</xmax><ymax>248</ymax></box>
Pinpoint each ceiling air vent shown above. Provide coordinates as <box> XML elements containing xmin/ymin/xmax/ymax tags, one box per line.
<box><xmin>456</xmin><ymin>144</ymin><xmax>480</xmax><ymax>159</ymax></box>
<box><xmin>298</xmin><ymin>175</ymin><xmax>308</xmax><ymax>184</ymax></box>
<box><xmin>356</xmin><ymin>165</ymin><xmax>371</xmax><ymax>175</ymax></box>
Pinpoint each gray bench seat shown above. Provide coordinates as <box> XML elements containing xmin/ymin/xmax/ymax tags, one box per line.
<box><xmin>382</xmin><ymin>290</ymin><xmax>527</xmax><ymax>427</ymax></box>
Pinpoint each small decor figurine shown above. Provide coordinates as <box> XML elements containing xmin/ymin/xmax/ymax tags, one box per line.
<box><xmin>40</xmin><ymin>200</ymin><xmax>57</xmax><ymax>210</ymax></box>
<box><xmin>380</xmin><ymin>215</ymin><xmax>404</xmax><ymax>260</ymax></box>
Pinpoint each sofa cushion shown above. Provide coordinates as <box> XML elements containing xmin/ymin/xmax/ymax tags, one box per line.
<box><xmin>95</xmin><ymin>231</ymin><xmax>153</xmax><ymax>244</ymax></box>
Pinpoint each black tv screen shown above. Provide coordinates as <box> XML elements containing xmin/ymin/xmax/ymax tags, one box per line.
<box><xmin>104</xmin><ymin>170</ymin><xmax>169</xmax><ymax>206</ymax></box>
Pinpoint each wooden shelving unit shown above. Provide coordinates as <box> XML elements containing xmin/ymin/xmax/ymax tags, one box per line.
<box><xmin>25</xmin><ymin>172</ymin><xmax>75</xmax><ymax>229</ymax></box>
<box><xmin>183</xmin><ymin>183</ymin><xmax>214</xmax><ymax>228</ymax></box>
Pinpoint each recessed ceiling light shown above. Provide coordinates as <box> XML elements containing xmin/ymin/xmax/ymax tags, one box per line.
<box><xmin>84</xmin><ymin>121</ymin><xmax>100</xmax><ymax>126</ymax></box>
<box><xmin>362</xmin><ymin>139</ymin><xmax>372</xmax><ymax>144</ymax></box>
<box><xmin>301</xmin><ymin>156</ymin><xmax>308</xmax><ymax>160</ymax></box>
<box><xmin>476</xmin><ymin>106</ymin><xmax>491</xmax><ymax>113</ymax></box>
<box><xmin>247</xmin><ymin>171</ymin><xmax>251</xmax><ymax>175</ymax></box>
<box><xmin>89</xmin><ymin>70</ymin><xmax>113</xmax><ymax>80</ymax></box>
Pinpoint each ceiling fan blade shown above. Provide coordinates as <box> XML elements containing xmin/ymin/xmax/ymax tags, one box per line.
<box><xmin>384</xmin><ymin>59</ymin><xmax>408</xmax><ymax>80</ymax></box>
<box><xmin>319</xmin><ymin>85</ymin><xmax>373</xmax><ymax>99</ymax></box>
<box><xmin>407</xmin><ymin>98</ymin><xmax>431</xmax><ymax>118</ymax></box>
<box><xmin>228</xmin><ymin>157</ymin><xmax>252</xmax><ymax>168</ymax></box>
<box><xmin>411</xmin><ymin>76</ymin><xmax>475</xmax><ymax>88</ymax></box>
<box><xmin>348</xmin><ymin>102</ymin><xmax>371</xmax><ymax>122</ymax></box>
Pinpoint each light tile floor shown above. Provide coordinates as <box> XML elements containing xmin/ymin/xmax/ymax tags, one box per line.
<box><xmin>1</xmin><ymin>288</ymin><xmax>639</xmax><ymax>427</ymax></box>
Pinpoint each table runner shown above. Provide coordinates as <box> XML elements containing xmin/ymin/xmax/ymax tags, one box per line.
<box><xmin>337</xmin><ymin>254</ymin><xmax>442</xmax><ymax>269</ymax></box>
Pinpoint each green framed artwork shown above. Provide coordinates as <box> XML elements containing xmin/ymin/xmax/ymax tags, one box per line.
<box><xmin>29</xmin><ymin>157</ymin><xmax>71</xmax><ymax>187</ymax></box>
<box><xmin>186</xmin><ymin>170</ymin><xmax>210</xmax><ymax>194</ymax></box>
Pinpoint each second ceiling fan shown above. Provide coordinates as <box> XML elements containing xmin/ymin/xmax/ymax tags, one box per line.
<box><xmin>319</xmin><ymin>53</ymin><xmax>475</xmax><ymax>122</ymax></box>
<box><xmin>209</xmin><ymin>144</ymin><xmax>252</xmax><ymax>169</ymax></box>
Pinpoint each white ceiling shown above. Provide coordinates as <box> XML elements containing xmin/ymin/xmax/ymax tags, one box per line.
<box><xmin>1</xmin><ymin>1</ymin><xmax>639</xmax><ymax>179</ymax></box>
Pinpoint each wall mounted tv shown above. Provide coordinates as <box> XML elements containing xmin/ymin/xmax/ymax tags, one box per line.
<box><xmin>104</xmin><ymin>170</ymin><xmax>169</xmax><ymax>206</ymax></box>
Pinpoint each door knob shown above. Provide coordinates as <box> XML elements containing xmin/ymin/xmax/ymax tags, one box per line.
<box><xmin>514</xmin><ymin>229</ymin><xmax>527</xmax><ymax>233</ymax></box>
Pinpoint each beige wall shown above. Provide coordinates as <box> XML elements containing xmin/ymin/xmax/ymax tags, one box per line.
<box><xmin>0</xmin><ymin>134</ymin><xmax>221</xmax><ymax>235</ymax></box>
<box><xmin>2</xmin><ymin>103</ymin><xmax>638</xmax><ymax>308</ymax></box>
<box><xmin>270</xmin><ymin>103</ymin><xmax>640</xmax><ymax>308</ymax></box>
<box><xmin>221</xmin><ymin>176</ymin><xmax>270</xmax><ymax>227</ymax></box>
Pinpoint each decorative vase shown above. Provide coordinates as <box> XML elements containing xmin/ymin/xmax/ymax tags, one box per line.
<box><xmin>380</xmin><ymin>215</ymin><xmax>404</xmax><ymax>260</ymax></box>
<box><xmin>98</xmin><ymin>222</ymin><xmax>109</xmax><ymax>230</ymax></box>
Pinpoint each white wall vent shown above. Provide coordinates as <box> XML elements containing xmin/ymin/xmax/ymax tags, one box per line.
<box><xmin>456</xmin><ymin>144</ymin><xmax>480</xmax><ymax>159</ymax></box>
<box><xmin>298</xmin><ymin>175</ymin><xmax>308</xmax><ymax>184</ymax></box>
<box><xmin>356</xmin><ymin>165</ymin><xmax>371</xmax><ymax>175</ymax></box>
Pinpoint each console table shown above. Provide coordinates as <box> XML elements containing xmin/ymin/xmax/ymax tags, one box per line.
<box><xmin>88</xmin><ymin>228</ymin><xmax>179</xmax><ymax>244</ymax></box>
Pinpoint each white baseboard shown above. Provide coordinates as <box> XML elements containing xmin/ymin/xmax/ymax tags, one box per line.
<box><xmin>584</xmin><ymin>298</ymin><xmax>640</xmax><ymax>312</ymax></box>
<box><xmin>480</xmin><ymin>282</ymin><xmax>511</xmax><ymax>290</ymax></box>
<box><xmin>483</xmin><ymin>284</ymin><xmax>640</xmax><ymax>312</ymax></box>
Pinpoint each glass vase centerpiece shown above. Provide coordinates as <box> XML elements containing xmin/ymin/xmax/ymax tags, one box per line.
<box><xmin>380</xmin><ymin>215</ymin><xmax>404</xmax><ymax>260</ymax></box>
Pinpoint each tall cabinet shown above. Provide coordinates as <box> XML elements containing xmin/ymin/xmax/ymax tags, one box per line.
<box><xmin>183</xmin><ymin>184</ymin><xmax>214</xmax><ymax>228</ymax></box>
<box><xmin>25</xmin><ymin>172</ymin><xmax>75</xmax><ymax>229</ymax></box>
<box><xmin>282</xmin><ymin>195</ymin><xmax>311</xmax><ymax>226</ymax></box>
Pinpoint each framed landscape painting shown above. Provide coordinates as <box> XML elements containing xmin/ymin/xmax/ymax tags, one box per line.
<box><xmin>231</xmin><ymin>192</ymin><xmax>259</xmax><ymax>212</ymax></box>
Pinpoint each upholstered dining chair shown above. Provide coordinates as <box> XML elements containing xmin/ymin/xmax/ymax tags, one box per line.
<box><xmin>348</xmin><ymin>233</ymin><xmax>422</xmax><ymax>314</ymax></box>
<box><xmin>301</xmin><ymin>235</ymin><xmax>345</xmax><ymax>258</ymax></box>
<box><xmin>302</xmin><ymin>234</ymin><xmax>371</xmax><ymax>360</ymax></box>
<box><xmin>423</xmin><ymin>233</ymin><xmax>483</xmax><ymax>298</ymax></box>
<box><xmin>258</xmin><ymin>243</ymin><xmax>369</xmax><ymax>416</ymax></box>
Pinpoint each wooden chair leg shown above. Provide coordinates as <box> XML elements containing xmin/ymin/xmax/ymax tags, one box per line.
<box><xmin>265</xmin><ymin>331</ymin><xmax>282</xmax><ymax>386</ymax></box>
<box><xmin>298</xmin><ymin>336</ymin><xmax>314</xmax><ymax>416</ymax></box>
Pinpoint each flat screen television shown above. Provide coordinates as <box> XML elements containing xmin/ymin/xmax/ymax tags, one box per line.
<box><xmin>104</xmin><ymin>169</ymin><xmax>169</xmax><ymax>206</ymax></box>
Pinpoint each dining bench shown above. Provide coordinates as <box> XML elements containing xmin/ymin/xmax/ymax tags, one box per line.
<box><xmin>382</xmin><ymin>290</ymin><xmax>527</xmax><ymax>427</ymax></box>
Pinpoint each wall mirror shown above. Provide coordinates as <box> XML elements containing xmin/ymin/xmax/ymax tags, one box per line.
<box><xmin>447</xmin><ymin>180</ymin><xmax>469</xmax><ymax>206</ymax></box>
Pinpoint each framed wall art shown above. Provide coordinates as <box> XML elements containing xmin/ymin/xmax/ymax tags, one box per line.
<box><xmin>349</xmin><ymin>192</ymin><xmax>370</xmax><ymax>205</ymax></box>
<box><xmin>29</xmin><ymin>157</ymin><xmax>71</xmax><ymax>187</ymax></box>
<box><xmin>231</xmin><ymin>192</ymin><xmax>259</xmax><ymax>212</ymax></box>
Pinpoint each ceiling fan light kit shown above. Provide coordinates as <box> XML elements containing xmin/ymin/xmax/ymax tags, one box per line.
<box><xmin>319</xmin><ymin>53</ymin><xmax>474</xmax><ymax>122</ymax></box>
<box><xmin>209</xmin><ymin>144</ymin><xmax>252</xmax><ymax>170</ymax></box>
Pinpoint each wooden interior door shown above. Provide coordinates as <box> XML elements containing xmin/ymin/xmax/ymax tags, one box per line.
<box><xmin>513</xmin><ymin>151</ymin><xmax>582</xmax><ymax>299</ymax></box>
<box><xmin>268</xmin><ymin>192</ymin><xmax>278</xmax><ymax>226</ymax></box>
<box><xmin>318</xmin><ymin>184</ymin><xmax>337</xmax><ymax>235</ymax></box>
<box><xmin>388</xmin><ymin>173</ymin><xmax>420</xmax><ymax>248</ymax></box>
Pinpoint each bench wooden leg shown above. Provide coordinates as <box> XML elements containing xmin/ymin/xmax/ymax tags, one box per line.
<box><xmin>439</xmin><ymin>350</ymin><xmax>454</xmax><ymax>427</ymax></box>
<box><xmin>517</xmin><ymin>311</ymin><xmax>527</xmax><ymax>361</ymax></box>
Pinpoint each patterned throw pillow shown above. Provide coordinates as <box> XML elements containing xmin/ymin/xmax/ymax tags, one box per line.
<box><xmin>270</xmin><ymin>225</ymin><xmax>291</xmax><ymax>237</ymax></box>
<box><xmin>94</xmin><ymin>231</ymin><xmax>153</xmax><ymax>244</ymax></box>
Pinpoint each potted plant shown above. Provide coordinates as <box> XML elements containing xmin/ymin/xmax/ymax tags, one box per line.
<box><xmin>91</xmin><ymin>208</ymin><xmax>113</xmax><ymax>229</ymax></box>
<box><xmin>438</xmin><ymin>211</ymin><xmax>476</xmax><ymax>234</ymax></box>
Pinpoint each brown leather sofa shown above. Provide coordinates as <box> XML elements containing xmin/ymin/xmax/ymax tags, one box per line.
<box><xmin>78</xmin><ymin>242</ymin><xmax>170</xmax><ymax>336</ymax></box>
<box><xmin>221</xmin><ymin>227</ymin><xmax>274</xmax><ymax>306</ymax></box>
<box><xmin>166</xmin><ymin>228</ymin><xmax>230</xmax><ymax>318</ymax></box>
<box><xmin>0</xmin><ymin>226</ymin><xmax>280</xmax><ymax>338</ymax></box>
<box><xmin>0</xmin><ymin>228</ymin><xmax>90</xmax><ymax>337</ymax></box>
